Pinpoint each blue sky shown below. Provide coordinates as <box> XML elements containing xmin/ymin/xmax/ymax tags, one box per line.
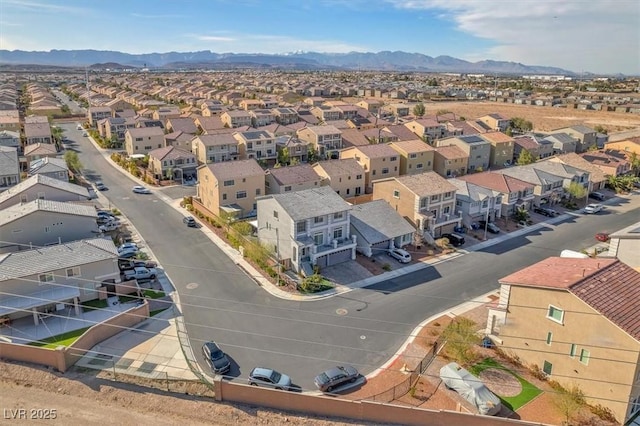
<box><xmin>1</xmin><ymin>0</ymin><xmax>638</xmax><ymax>74</ymax></box>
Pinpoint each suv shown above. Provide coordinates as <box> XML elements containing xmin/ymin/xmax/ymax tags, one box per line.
<box><xmin>387</xmin><ymin>248</ymin><xmax>412</xmax><ymax>263</ymax></box>
<box><xmin>183</xmin><ymin>216</ymin><xmax>197</xmax><ymax>227</ymax></box>
<box><xmin>589</xmin><ymin>192</ymin><xmax>606</xmax><ymax>201</ymax></box>
<box><xmin>584</xmin><ymin>203</ymin><xmax>603</xmax><ymax>214</ymax></box>
<box><xmin>533</xmin><ymin>206</ymin><xmax>557</xmax><ymax>217</ymax></box>
<box><xmin>479</xmin><ymin>220</ymin><xmax>500</xmax><ymax>234</ymax></box>
<box><xmin>202</xmin><ymin>341</ymin><xmax>231</xmax><ymax>375</ymax></box>
<box><xmin>441</xmin><ymin>233</ymin><xmax>465</xmax><ymax>247</ymax></box>
<box><xmin>314</xmin><ymin>365</ymin><xmax>360</xmax><ymax>392</ymax></box>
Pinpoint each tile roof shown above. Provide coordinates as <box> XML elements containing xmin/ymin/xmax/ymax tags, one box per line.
<box><xmin>28</xmin><ymin>157</ymin><xmax>68</xmax><ymax>175</ymax></box>
<box><xmin>0</xmin><ymin>199</ymin><xmax>97</xmax><ymax>226</ymax></box>
<box><xmin>389</xmin><ymin>139</ymin><xmax>435</xmax><ymax>154</ymax></box>
<box><xmin>205</xmin><ymin>158</ymin><xmax>264</xmax><ymax>180</ymax></box>
<box><xmin>313</xmin><ymin>159</ymin><xmax>365</xmax><ymax>176</ymax></box>
<box><xmin>24</xmin><ymin>143</ymin><xmax>57</xmax><ymax>156</ymax></box>
<box><xmin>350</xmin><ymin>199</ymin><xmax>415</xmax><ymax>245</ymax></box>
<box><xmin>194</xmin><ymin>134</ymin><xmax>238</xmax><ymax>146</ymax></box>
<box><xmin>384</xmin><ymin>125</ymin><xmax>420</xmax><ymax>141</ymax></box>
<box><xmin>266</xmin><ymin>164</ymin><xmax>320</xmax><ymax>186</ymax></box>
<box><xmin>349</xmin><ymin>143</ymin><xmax>398</xmax><ymax>158</ymax></box>
<box><xmin>434</xmin><ymin>144</ymin><xmax>467</xmax><ymax>159</ymax></box>
<box><xmin>395</xmin><ymin>171</ymin><xmax>458</xmax><ymax>196</ymax></box>
<box><xmin>459</xmin><ymin>171</ymin><xmax>532</xmax><ymax>193</ymax></box>
<box><xmin>0</xmin><ymin>174</ymin><xmax>89</xmax><ymax>205</ymax></box>
<box><xmin>126</xmin><ymin>126</ymin><xmax>164</xmax><ymax>137</ymax></box>
<box><xmin>0</xmin><ymin>146</ymin><xmax>19</xmax><ymax>170</ymax></box>
<box><xmin>265</xmin><ymin>186</ymin><xmax>350</xmax><ymax>221</ymax></box>
<box><xmin>480</xmin><ymin>131</ymin><xmax>514</xmax><ymax>144</ymax></box>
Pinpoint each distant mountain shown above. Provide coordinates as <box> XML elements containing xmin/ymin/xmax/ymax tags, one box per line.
<box><xmin>89</xmin><ymin>62</ymin><xmax>135</xmax><ymax>70</ymax></box>
<box><xmin>0</xmin><ymin>49</ymin><xmax>574</xmax><ymax>75</ymax></box>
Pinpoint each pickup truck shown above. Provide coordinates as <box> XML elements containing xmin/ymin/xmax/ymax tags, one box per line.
<box><xmin>122</xmin><ymin>267</ymin><xmax>157</xmax><ymax>281</ymax></box>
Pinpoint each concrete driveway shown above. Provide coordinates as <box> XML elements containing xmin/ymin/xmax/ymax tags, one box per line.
<box><xmin>320</xmin><ymin>261</ymin><xmax>373</xmax><ymax>285</ymax></box>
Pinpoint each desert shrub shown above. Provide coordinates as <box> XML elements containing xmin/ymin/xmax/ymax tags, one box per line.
<box><xmin>382</xmin><ymin>263</ymin><xmax>391</xmax><ymax>271</ymax></box>
<box><xmin>441</xmin><ymin>317</ymin><xmax>480</xmax><ymax>364</ymax></box>
<box><xmin>299</xmin><ymin>274</ymin><xmax>333</xmax><ymax>293</ymax></box>
<box><xmin>589</xmin><ymin>404</ymin><xmax>617</xmax><ymax>423</ymax></box>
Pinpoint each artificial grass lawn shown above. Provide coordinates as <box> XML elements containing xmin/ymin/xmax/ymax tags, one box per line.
<box><xmin>150</xmin><ymin>308</ymin><xmax>168</xmax><ymax>317</ymax></box>
<box><xmin>469</xmin><ymin>357</ymin><xmax>543</xmax><ymax>411</ymax></box>
<box><xmin>81</xmin><ymin>298</ymin><xmax>109</xmax><ymax>311</ymax></box>
<box><xmin>142</xmin><ymin>289</ymin><xmax>166</xmax><ymax>299</ymax></box>
<box><xmin>28</xmin><ymin>327</ymin><xmax>91</xmax><ymax>348</ymax></box>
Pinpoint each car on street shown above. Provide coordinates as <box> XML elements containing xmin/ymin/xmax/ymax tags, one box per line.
<box><xmin>132</xmin><ymin>185</ymin><xmax>152</xmax><ymax>194</ymax></box>
<box><xmin>441</xmin><ymin>233</ymin><xmax>466</xmax><ymax>247</ymax></box>
<box><xmin>533</xmin><ymin>206</ymin><xmax>557</xmax><ymax>217</ymax></box>
<box><xmin>94</xmin><ymin>181</ymin><xmax>107</xmax><ymax>191</ymax></box>
<box><xmin>122</xmin><ymin>266</ymin><xmax>157</xmax><ymax>281</ymax></box>
<box><xmin>595</xmin><ymin>232</ymin><xmax>610</xmax><ymax>242</ymax></box>
<box><xmin>248</xmin><ymin>367</ymin><xmax>292</xmax><ymax>391</ymax></box>
<box><xmin>314</xmin><ymin>365</ymin><xmax>360</xmax><ymax>392</ymax></box>
<box><xmin>183</xmin><ymin>216</ymin><xmax>197</xmax><ymax>227</ymax></box>
<box><xmin>479</xmin><ymin>221</ymin><xmax>500</xmax><ymax>234</ymax></box>
<box><xmin>387</xmin><ymin>247</ymin><xmax>412</xmax><ymax>263</ymax></box>
<box><xmin>76</xmin><ymin>125</ymin><xmax>83</xmax><ymax>130</ymax></box>
<box><xmin>202</xmin><ymin>341</ymin><xmax>231</xmax><ymax>375</ymax></box>
<box><xmin>584</xmin><ymin>203</ymin><xmax>604</xmax><ymax>214</ymax></box>
<box><xmin>118</xmin><ymin>242</ymin><xmax>139</xmax><ymax>252</ymax></box>
<box><xmin>82</xmin><ymin>132</ymin><xmax>88</xmax><ymax>137</ymax></box>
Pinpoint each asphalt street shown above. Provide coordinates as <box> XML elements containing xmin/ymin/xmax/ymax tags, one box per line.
<box><xmin>62</xmin><ymin>121</ymin><xmax>640</xmax><ymax>392</ymax></box>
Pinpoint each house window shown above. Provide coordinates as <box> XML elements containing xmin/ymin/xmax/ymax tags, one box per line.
<box><xmin>390</xmin><ymin>156</ymin><xmax>397</xmax><ymax>161</ymax></box>
<box><xmin>44</xmin><ymin>226</ymin><xmax>51</xmax><ymax>233</ymax></box>
<box><xmin>546</xmin><ymin>332</ymin><xmax>553</xmax><ymax>345</ymax></box>
<box><xmin>66</xmin><ymin>267</ymin><xmax>81</xmax><ymax>277</ymax></box>
<box><xmin>273</xmin><ymin>210</ymin><xmax>278</xmax><ymax>219</ymax></box>
<box><xmin>444</xmin><ymin>191</ymin><xmax>453</xmax><ymax>199</ymax></box>
<box><xmin>579</xmin><ymin>349</ymin><xmax>590</xmax><ymax>365</ymax></box>
<box><xmin>443</xmin><ymin>206</ymin><xmax>450</xmax><ymax>214</ymax></box>
<box><xmin>38</xmin><ymin>273</ymin><xmax>54</xmax><ymax>284</ymax></box>
<box><xmin>333</xmin><ymin>228</ymin><xmax>343</xmax><ymax>239</ymax></box>
<box><xmin>372</xmin><ymin>170</ymin><xmax>377</xmax><ymax>176</ymax></box>
<box><xmin>430</xmin><ymin>195</ymin><xmax>439</xmax><ymax>202</ymax></box>
<box><xmin>37</xmin><ymin>192</ymin><xmax>45</xmax><ymax>200</ymax></box>
<box><xmin>255</xmin><ymin>188</ymin><xmax>261</xmax><ymax>196</ymax></box>
<box><xmin>236</xmin><ymin>190</ymin><xmax>247</xmax><ymax>199</ymax></box>
<box><xmin>420</xmin><ymin>198</ymin><xmax>427</xmax><ymax>208</ymax></box>
<box><xmin>356</xmin><ymin>174</ymin><xmax>362</xmax><ymax>180</ymax></box>
<box><xmin>542</xmin><ymin>361</ymin><xmax>552</xmax><ymax>375</ymax></box>
<box><xmin>409</xmin><ymin>153</ymin><xmax>417</xmax><ymax>159</ymax></box>
<box><xmin>355</xmin><ymin>187</ymin><xmax>361</xmax><ymax>195</ymax></box>
<box><xmin>284</xmin><ymin>186</ymin><xmax>292</xmax><ymax>192</ymax></box>
<box><xmin>393</xmin><ymin>190</ymin><xmax>400</xmax><ymax>199</ymax></box>
<box><xmin>314</xmin><ymin>216</ymin><xmax>324</xmax><ymax>225</ymax></box>
<box><xmin>223</xmin><ymin>180</ymin><xmax>234</xmax><ymax>186</ymax></box>
<box><xmin>569</xmin><ymin>344</ymin><xmax>576</xmax><ymax>358</ymax></box>
<box><xmin>333</xmin><ymin>212</ymin><xmax>343</xmax><ymax>220</ymax></box>
<box><xmin>313</xmin><ymin>232</ymin><xmax>323</xmax><ymax>245</ymax></box>
<box><xmin>382</xmin><ymin>168</ymin><xmax>389</xmax><ymax>174</ymax></box>
<box><xmin>222</xmin><ymin>193</ymin><xmax>227</xmax><ymax>201</ymax></box>
<box><xmin>296</xmin><ymin>221</ymin><xmax>306</xmax><ymax>233</ymax></box>
<box><xmin>547</xmin><ymin>305</ymin><xmax>564</xmax><ymax>324</ymax></box>
<box><xmin>416</xmin><ymin>163</ymin><xmax>423</xmax><ymax>169</ymax></box>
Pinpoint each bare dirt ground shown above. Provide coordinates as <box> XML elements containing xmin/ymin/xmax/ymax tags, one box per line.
<box><xmin>0</xmin><ymin>362</ymin><xmax>377</xmax><ymax>426</ymax></box>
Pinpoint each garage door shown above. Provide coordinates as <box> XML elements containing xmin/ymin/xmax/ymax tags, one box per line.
<box><xmin>316</xmin><ymin>255</ymin><xmax>328</xmax><ymax>268</ymax></box>
<box><xmin>371</xmin><ymin>240</ymin><xmax>391</xmax><ymax>256</ymax></box>
<box><xmin>327</xmin><ymin>248</ymin><xmax>352</xmax><ymax>266</ymax></box>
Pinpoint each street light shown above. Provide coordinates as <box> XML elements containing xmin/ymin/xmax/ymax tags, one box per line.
<box><xmin>483</xmin><ymin>206</ymin><xmax>490</xmax><ymax>240</ymax></box>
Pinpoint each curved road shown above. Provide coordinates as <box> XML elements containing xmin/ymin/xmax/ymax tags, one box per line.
<box><xmin>62</xmin><ymin>122</ymin><xmax>640</xmax><ymax>392</ymax></box>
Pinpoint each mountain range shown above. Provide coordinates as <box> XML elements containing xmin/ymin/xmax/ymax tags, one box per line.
<box><xmin>0</xmin><ymin>49</ymin><xmax>574</xmax><ymax>75</ymax></box>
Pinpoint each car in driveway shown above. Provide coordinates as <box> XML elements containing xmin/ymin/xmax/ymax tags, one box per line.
<box><xmin>533</xmin><ymin>206</ymin><xmax>557</xmax><ymax>217</ymax></box>
<box><xmin>589</xmin><ymin>192</ymin><xmax>606</xmax><ymax>201</ymax></box>
<box><xmin>118</xmin><ymin>248</ymin><xmax>139</xmax><ymax>259</ymax></box>
<box><xmin>479</xmin><ymin>221</ymin><xmax>500</xmax><ymax>234</ymax></box>
<box><xmin>183</xmin><ymin>216</ymin><xmax>197</xmax><ymax>227</ymax></box>
<box><xmin>441</xmin><ymin>233</ymin><xmax>465</xmax><ymax>247</ymax></box>
<box><xmin>387</xmin><ymin>247</ymin><xmax>412</xmax><ymax>263</ymax></box>
<box><xmin>122</xmin><ymin>266</ymin><xmax>157</xmax><ymax>281</ymax></box>
<box><xmin>119</xmin><ymin>259</ymin><xmax>157</xmax><ymax>272</ymax></box>
<box><xmin>118</xmin><ymin>242</ymin><xmax>139</xmax><ymax>253</ymax></box>
<box><xmin>314</xmin><ymin>365</ymin><xmax>360</xmax><ymax>392</ymax></box>
<box><xmin>248</xmin><ymin>367</ymin><xmax>292</xmax><ymax>391</ymax></box>
<box><xmin>99</xmin><ymin>221</ymin><xmax>121</xmax><ymax>232</ymax></box>
<box><xmin>584</xmin><ymin>203</ymin><xmax>604</xmax><ymax>214</ymax></box>
<box><xmin>202</xmin><ymin>341</ymin><xmax>231</xmax><ymax>375</ymax></box>
<box><xmin>94</xmin><ymin>181</ymin><xmax>107</xmax><ymax>191</ymax></box>
<box><xmin>132</xmin><ymin>185</ymin><xmax>152</xmax><ymax>194</ymax></box>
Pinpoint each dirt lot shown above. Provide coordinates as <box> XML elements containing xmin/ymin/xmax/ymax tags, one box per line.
<box><xmin>0</xmin><ymin>362</ymin><xmax>377</xmax><ymax>426</ymax></box>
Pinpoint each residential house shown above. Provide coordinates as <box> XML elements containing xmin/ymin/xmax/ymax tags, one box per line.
<box><xmin>265</xmin><ymin>163</ymin><xmax>322</xmax><ymax>194</ymax></box>
<box><xmin>404</xmin><ymin>118</ymin><xmax>446</xmax><ymax>144</ymax></box>
<box><xmin>148</xmin><ymin>146</ymin><xmax>198</xmax><ymax>180</ymax></box>
<box><xmin>582</xmin><ymin>150</ymin><xmax>631</xmax><ymax>178</ymax></box>
<box><xmin>607</xmin><ymin>221</ymin><xmax>640</xmax><ymax>270</ymax></box>
<box><xmin>311</xmin><ymin>106</ymin><xmax>342</xmax><ymax>122</ymax></box>
<box><xmin>382</xmin><ymin>103</ymin><xmax>410</xmax><ymax>117</ymax></box>
<box><xmin>250</xmin><ymin>109</ymin><xmax>276</xmax><ymax>127</ymax></box>
<box><xmin>124</xmin><ymin>127</ymin><xmax>165</xmax><ymax>156</ymax></box>
<box><xmin>193</xmin><ymin>115</ymin><xmax>224</xmax><ymax>133</ymax></box>
<box><xmin>0</xmin><ymin>146</ymin><xmax>20</xmax><ymax>191</ymax></box>
<box><xmin>340</xmin><ymin>144</ymin><xmax>400</xmax><ymax>193</ymax></box>
<box><xmin>296</xmin><ymin>125</ymin><xmax>343</xmax><ymax>159</ymax></box>
<box><xmin>0</xmin><ymin>174</ymin><xmax>90</xmax><ymax>210</ymax></box>
<box><xmin>276</xmin><ymin>135</ymin><xmax>309</xmax><ymax>164</ymax></box>
<box><xmin>23</xmin><ymin>143</ymin><xmax>57</xmax><ymax>164</ymax></box>
<box><xmin>97</xmin><ymin>117</ymin><xmax>135</xmax><ymax>143</ymax></box>
<box><xmin>0</xmin><ymin>130</ymin><xmax>20</xmax><ymax>149</ymax></box>
<box><xmin>349</xmin><ymin>199</ymin><xmax>415</xmax><ymax>257</ymax></box>
<box><xmin>165</xmin><ymin>117</ymin><xmax>198</xmax><ymax>135</ymax></box>
<box><xmin>436</xmin><ymin>135</ymin><xmax>491</xmax><ymax>173</ymax></box>
<box><xmin>356</xmin><ymin>99</ymin><xmax>382</xmax><ymax>114</ymax></box>
<box><xmin>239</xmin><ymin>99</ymin><xmax>263</xmax><ymax>111</ymax></box>
<box><xmin>526</xmin><ymin>161</ymin><xmax>591</xmax><ymax>203</ymax></box>
<box><xmin>272</xmin><ymin>107</ymin><xmax>299</xmax><ymax>125</ymax></box>
<box><xmin>234</xmin><ymin>130</ymin><xmax>277</xmax><ymax>163</ymax></box>
<box><xmin>546</xmin><ymin>153</ymin><xmax>608</xmax><ymax>191</ymax></box>
<box><xmin>551</xmin><ymin>125</ymin><xmax>598</xmax><ymax>153</ymax></box>
<box><xmin>542</xmin><ymin>133</ymin><xmax>578</xmax><ymax>155</ymax></box>
<box><xmin>497</xmin><ymin>165</ymin><xmax>566</xmax><ymax>207</ymax></box>
<box><xmin>477</xmin><ymin>113</ymin><xmax>510</xmax><ymax>132</ymax></box>
<box><xmin>256</xmin><ymin>186</ymin><xmax>356</xmax><ymax>275</ymax></box>
<box><xmin>196</xmin><ymin>158</ymin><xmax>265</xmax><ymax>219</ymax></box>
<box><xmin>28</xmin><ymin>157</ymin><xmax>69</xmax><ymax>182</ymax></box>
<box><xmin>433</xmin><ymin>145</ymin><xmax>468</xmax><ymax>178</ymax></box>
<box><xmin>604</xmin><ymin>136</ymin><xmax>640</xmax><ymax>156</ymax></box>
<box><xmin>384</xmin><ymin>124</ymin><xmax>424</xmax><ymax>142</ymax></box>
<box><xmin>152</xmin><ymin>106</ymin><xmax>181</xmax><ymax>121</ymax></box>
<box><xmin>459</xmin><ymin>171</ymin><xmax>535</xmax><ymax>218</ymax></box>
<box><xmin>513</xmin><ymin>135</ymin><xmax>554</xmax><ymax>163</ymax></box>
<box><xmin>221</xmin><ymin>110</ymin><xmax>252</xmax><ymax>128</ymax></box>
<box><xmin>164</xmin><ymin>131</ymin><xmax>194</xmax><ymax>151</ymax></box>
<box><xmin>23</xmin><ymin>121</ymin><xmax>52</xmax><ymax>145</ymax></box>
<box><xmin>0</xmin><ymin>200</ymin><xmax>97</xmax><ymax>253</ymax></box>
<box><xmin>192</xmin><ymin>134</ymin><xmax>240</xmax><ymax>164</ymax></box>
<box><xmin>372</xmin><ymin>172</ymin><xmax>461</xmax><ymax>239</ymax></box>
<box><xmin>0</xmin><ymin>113</ymin><xmax>21</xmax><ymax>133</ymax></box>
<box><xmin>486</xmin><ymin>257</ymin><xmax>640</xmax><ymax>423</ymax></box>
<box><xmin>449</xmin><ymin>178</ymin><xmax>502</xmax><ymax>228</ymax></box>
<box><xmin>0</xmin><ymin>238</ymin><xmax>121</xmax><ymax>324</ymax></box>
<box><xmin>312</xmin><ymin>159</ymin><xmax>365</xmax><ymax>198</ymax></box>
<box><xmin>388</xmin><ymin>140</ymin><xmax>435</xmax><ymax>175</ymax></box>
<box><xmin>87</xmin><ymin>106</ymin><xmax>112</xmax><ymax>127</ymax></box>
<box><xmin>480</xmin><ymin>131</ymin><xmax>516</xmax><ymax>168</ymax></box>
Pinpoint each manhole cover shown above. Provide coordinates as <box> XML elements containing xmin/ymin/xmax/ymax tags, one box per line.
<box><xmin>336</xmin><ymin>308</ymin><xmax>348</xmax><ymax>315</ymax></box>
<box><xmin>186</xmin><ymin>282</ymin><xmax>199</xmax><ymax>289</ymax></box>
<box><xmin>360</xmin><ymin>335</ymin><xmax>366</xmax><ymax>340</ymax></box>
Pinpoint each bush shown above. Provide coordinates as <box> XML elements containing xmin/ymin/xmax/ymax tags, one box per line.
<box><xmin>382</xmin><ymin>263</ymin><xmax>391</xmax><ymax>271</ymax></box>
<box><xmin>589</xmin><ymin>404</ymin><xmax>617</xmax><ymax>422</ymax></box>
<box><xmin>299</xmin><ymin>274</ymin><xmax>333</xmax><ymax>293</ymax></box>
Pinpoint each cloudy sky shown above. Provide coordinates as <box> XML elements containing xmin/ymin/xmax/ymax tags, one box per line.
<box><xmin>1</xmin><ymin>0</ymin><xmax>638</xmax><ymax>74</ymax></box>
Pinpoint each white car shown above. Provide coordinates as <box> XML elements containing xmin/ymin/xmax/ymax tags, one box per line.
<box><xmin>123</xmin><ymin>267</ymin><xmax>157</xmax><ymax>281</ymax></box>
<box><xmin>584</xmin><ymin>203</ymin><xmax>603</xmax><ymax>214</ymax></box>
<box><xmin>387</xmin><ymin>248</ymin><xmax>412</xmax><ymax>263</ymax></box>
<box><xmin>99</xmin><ymin>221</ymin><xmax>121</xmax><ymax>232</ymax></box>
<box><xmin>132</xmin><ymin>185</ymin><xmax>152</xmax><ymax>194</ymax></box>
<box><xmin>118</xmin><ymin>243</ymin><xmax>139</xmax><ymax>253</ymax></box>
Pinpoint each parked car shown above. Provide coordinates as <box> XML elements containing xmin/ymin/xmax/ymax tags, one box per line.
<box><xmin>595</xmin><ymin>232</ymin><xmax>610</xmax><ymax>242</ymax></box>
<box><xmin>314</xmin><ymin>365</ymin><xmax>360</xmax><ymax>392</ymax></box>
<box><xmin>387</xmin><ymin>248</ymin><xmax>412</xmax><ymax>263</ymax></box>
<box><xmin>202</xmin><ymin>341</ymin><xmax>231</xmax><ymax>375</ymax></box>
<box><xmin>533</xmin><ymin>206</ymin><xmax>557</xmax><ymax>217</ymax></box>
<box><xmin>584</xmin><ymin>203</ymin><xmax>603</xmax><ymax>214</ymax></box>
<box><xmin>589</xmin><ymin>192</ymin><xmax>606</xmax><ymax>201</ymax></box>
<box><xmin>82</xmin><ymin>132</ymin><xmax>88</xmax><ymax>137</ymax></box>
<box><xmin>132</xmin><ymin>185</ymin><xmax>152</xmax><ymax>194</ymax></box>
<box><xmin>183</xmin><ymin>216</ymin><xmax>197</xmax><ymax>227</ymax></box>
<box><xmin>97</xmin><ymin>210</ymin><xmax>114</xmax><ymax>219</ymax></box>
<box><xmin>76</xmin><ymin>124</ymin><xmax>82</xmax><ymax>130</ymax></box>
<box><xmin>122</xmin><ymin>266</ymin><xmax>157</xmax><ymax>281</ymax></box>
<box><xmin>118</xmin><ymin>242</ymin><xmax>139</xmax><ymax>252</ymax></box>
<box><xmin>479</xmin><ymin>221</ymin><xmax>500</xmax><ymax>234</ymax></box>
<box><xmin>119</xmin><ymin>259</ymin><xmax>157</xmax><ymax>272</ymax></box>
<box><xmin>248</xmin><ymin>367</ymin><xmax>292</xmax><ymax>391</ymax></box>
<box><xmin>94</xmin><ymin>181</ymin><xmax>107</xmax><ymax>191</ymax></box>
<box><xmin>118</xmin><ymin>248</ymin><xmax>139</xmax><ymax>259</ymax></box>
<box><xmin>441</xmin><ymin>233</ymin><xmax>466</xmax><ymax>247</ymax></box>
<box><xmin>99</xmin><ymin>222</ymin><xmax>120</xmax><ymax>232</ymax></box>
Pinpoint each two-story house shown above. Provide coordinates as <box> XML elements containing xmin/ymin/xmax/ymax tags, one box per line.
<box><xmin>0</xmin><ymin>146</ymin><xmax>20</xmax><ymax>191</ymax></box>
<box><xmin>479</xmin><ymin>131</ymin><xmax>516</xmax><ymax>168</ymax></box>
<box><xmin>0</xmin><ymin>130</ymin><xmax>20</xmax><ymax>150</ymax></box>
<box><xmin>513</xmin><ymin>135</ymin><xmax>554</xmax><ymax>163</ymax></box>
<box><xmin>192</xmin><ymin>134</ymin><xmax>239</xmax><ymax>164</ymax></box>
<box><xmin>239</xmin><ymin>99</ymin><xmax>263</xmax><ymax>111</ymax></box>
<box><xmin>312</xmin><ymin>159</ymin><xmax>365</xmax><ymax>198</ymax></box>
<box><xmin>87</xmin><ymin>106</ymin><xmax>112</xmax><ymax>127</ymax></box>
<box><xmin>311</xmin><ymin>106</ymin><xmax>342</xmax><ymax>122</ymax></box>
<box><xmin>542</xmin><ymin>133</ymin><xmax>578</xmax><ymax>156</ymax></box>
<box><xmin>448</xmin><ymin>178</ymin><xmax>502</xmax><ymax>228</ymax></box>
<box><xmin>532</xmin><ymin>161</ymin><xmax>591</xmax><ymax>200</ymax></box>
<box><xmin>340</xmin><ymin>144</ymin><xmax>400</xmax><ymax>193</ymax></box>
<box><xmin>256</xmin><ymin>186</ymin><xmax>357</xmax><ymax>276</ymax></box>
<box><xmin>546</xmin><ymin>153</ymin><xmax>607</xmax><ymax>191</ymax></box>
<box><xmin>486</xmin><ymin>257</ymin><xmax>640</xmax><ymax>424</ymax></box>
<box><xmin>124</xmin><ymin>127</ymin><xmax>165</xmax><ymax>156</ymax></box>
<box><xmin>152</xmin><ymin>106</ymin><xmax>181</xmax><ymax>121</ymax></box>
<box><xmin>296</xmin><ymin>125</ymin><xmax>343</xmax><ymax>159</ymax></box>
<box><xmin>221</xmin><ymin>110</ymin><xmax>253</xmax><ymax>128</ymax></box>
<box><xmin>372</xmin><ymin>172</ymin><xmax>461</xmax><ymax>240</ymax></box>
<box><xmin>477</xmin><ymin>113</ymin><xmax>510</xmax><ymax>132</ymax></box>
<box><xmin>23</xmin><ymin>121</ymin><xmax>52</xmax><ymax>146</ymax></box>
<box><xmin>551</xmin><ymin>125</ymin><xmax>598</xmax><ymax>152</ymax></box>
<box><xmin>147</xmin><ymin>145</ymin><xmax>198</xmax><ymax>181</ymax></box>
<box><xmin>436</xmin><ymin>135</ymin><xmax>491</xmax><ymax>173</ymax></box>
<box><xmin>265</xmin><ymin>163</ymin><xmax>322</xmax><ymax>194</ymax></box>
<box><xmin>433</xmin><ymin>145</ymin><xmax>468</xmax><ymax>178</ymax></box>
<box><xmin>196</xmin><ymin>158</ymin><xmax>265</xmax><ymax>219</ymax></box>
<box><xmin>404</xmin><ymin>118</ymin><xmax>446</xmax><ymax>144</ymax></box>
<box><xmin>234</xmin><ymin>130</ymin><xmax>277</xmax><ymax>163</ymax></box>
<box><xmin>272</xmin><ymin>107</ymin><xmax>299</xmax><ymax>125</ymax></box>
<box><xmin>388</xmin><ymin>140</ymin><xmax>435</xmax><ymax>175</ymax></box>
<box><xmin>498</xmin><ymin>165</ymin><xmax>566</xmax><ymax>207</ymax></box>
<box><xmin>0</xmin><ymin>174</ymin><xmax>90</xmax><ymax>210</ymax></box>
<box><xmin>250</xmin><ymin>109</ymin><xmax>276</xmax><ymax>127</ymax></box>
<box><xmin>28</xmin><ymin>157</ymin><xmax>69</xmax><ymax>182</ymax></box>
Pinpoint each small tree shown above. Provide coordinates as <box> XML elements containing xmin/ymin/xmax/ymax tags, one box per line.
<box><xmin>593</xmin><ymin>124</ymin><xmax>607</xmax><ymax>134</ymax></box>
<box><xmin>307</xmin><ymin>147</ymin><xmax>319</xmax><ymax>163</ymax></box>
<box><xmin>566</xmin><ymin>181</ymin><xmax>587</xmax><ymax>202</ymax></box>
<box><xmin>513</xmin><ymin>206</ymin><xmax>530</xmax><ymax>223</ymax></box>
<box><xmin>413</xmin><ymin>103</ymin><xmax>426</xmax><ymax>117</ymax></box>
<box><xmin>277</xmin><ymin>147</ymin><xmax>290</xmax><ymax>166</ymax></box>
<box><xmin>516</xmin><ymin>149</ymin><xmax>536</xmax><ymax>166</ymax></box>
<box><xmin>510</xmin><ymin>117</ymin><xmax>533</xmax><ymax>132</ymax></box>
<box><xmin>441</xmin><ymin>317</ymin><xmax>480</xmax><ymax>364</ymax></box>
<box><xmin>63</xmin><ymin>150</ymin><xmax>82</xmax><ymax>172</ymax></box>
<box><xmin>552</xmin><ymin>384</ymin><xmax>585</xmax><ymax>425</ymax></box>
<box><xmin>629</xmin><ymin>152</ymin><xmax>640</xmax><ymax>177</ymax></box>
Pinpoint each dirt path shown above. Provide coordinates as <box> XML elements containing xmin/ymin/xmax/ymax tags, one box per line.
<box><xmin>0</xmin><ymin>362</ymin><xmax>371</xmax><ymax>426</ymax></box>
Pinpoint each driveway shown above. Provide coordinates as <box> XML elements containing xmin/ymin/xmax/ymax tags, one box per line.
<box><xmin>321</xmin><ymin>261</ymin><xmax>373</xmax><ymax>285</ymax></box>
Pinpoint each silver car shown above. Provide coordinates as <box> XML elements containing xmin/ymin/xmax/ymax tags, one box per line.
<box><xmin>248</xmin><ymin>367</ymin><xmax>292</xmax><ymax>391</ymax></box>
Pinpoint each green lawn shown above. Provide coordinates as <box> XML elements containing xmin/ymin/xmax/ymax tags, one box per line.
<box><xmin>150</xmin><ymin>308</ymin><xmax>168</xmax><ymax>317</ymax></box>
<box><xmin>469</xmin><ymin>358</ymin><xmax>542</xmax><ymax>411</ymax></box>
<box><xmin>81</xmin><ymin>298</ymin><xmax>109</xmax><ymax>311</ymax></box>
<box><xmin>28</xmin><ymin>327</ymin><xmax>91</xmax><ymax>348</ymax></box>
<box><xmin>142</xmin><ymin>289</ymin><xmax>166</xmax><ymax>299</ymax></box>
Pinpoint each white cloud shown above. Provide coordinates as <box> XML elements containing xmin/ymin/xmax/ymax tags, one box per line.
<box><xmin>189</xmin><ymin>33</ymin><xmax>367</xmax><ymax>53</ymax></box>
<box><xmin>195</xmin><ymin>36</ymin><xmax>236</xmax><ymax>42</ymax></box>
<box><xmin>391</xmin><ymin>0</ymin><xmax>640</xmax><ymax>74</ymax></box>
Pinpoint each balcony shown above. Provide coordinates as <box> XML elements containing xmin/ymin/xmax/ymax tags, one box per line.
<box><xmin>314</xmin><ymin>236</ymin><xmax>357</xmax><ymax>255</ymax></box>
